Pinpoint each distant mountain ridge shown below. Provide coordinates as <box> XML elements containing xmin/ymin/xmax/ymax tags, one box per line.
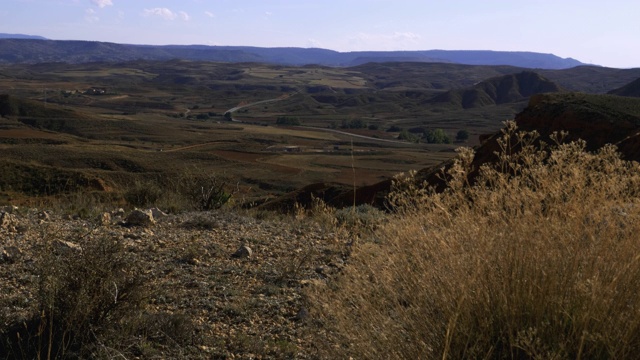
<box><xmin>0</xmin><ymin>37</ymin><xmax>586</xmax><ymax>69</ymax></box>
<box><xmin>0</xmin><ymin>33</ymin><xmax>47</xmax><ymax>40</ymax></box>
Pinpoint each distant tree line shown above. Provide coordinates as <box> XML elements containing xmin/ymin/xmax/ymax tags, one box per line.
<box><xmin>276</xmin><ymin>116</ymin><xmax>301</xmax><ymax>126</ymax></box>
<box><xmin>0</xmin><ymin>94</ymin><xmax>18</xmax><ymax>118</ymax></box>
<box><xmin>195</xmin><ymin>112</ymin><xmax>218</xmax><ymax>120</ymax></box>
<box><xmin>387</xmin><ymin>125</ymin><xmax>470</xmax><ymax>144</ymax></box>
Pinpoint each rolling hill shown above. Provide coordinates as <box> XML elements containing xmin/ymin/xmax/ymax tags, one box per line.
<box><xmin>609</xmin><ymin>77</ymin><xmax>640</xmax><ymax>97</ymax></box>
<box><xmin>427</xmin><ymin>71</ymin><xmax>563</xmax><ymax>109</ymax></box>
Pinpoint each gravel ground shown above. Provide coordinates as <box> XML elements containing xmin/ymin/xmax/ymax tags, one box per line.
<box><xmin>0</xmin><ymin>207</ymin><xmax>349</xmax><ymax>359</ymax></box>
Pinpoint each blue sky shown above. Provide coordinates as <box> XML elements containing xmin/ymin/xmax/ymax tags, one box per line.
<box><xmin>1</xmin><ymin>0</ymin><xmax>639</xmax><ymax>68</ymax></box>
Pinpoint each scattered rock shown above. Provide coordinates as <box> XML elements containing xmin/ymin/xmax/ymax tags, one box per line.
<box><xmin>124</xmin><ymin>209</ymin><xmax>155</xmax><ymax>227</ymax></box>
<box><xmin>150</xmin><ymin>207</ymin><xmax>168</xmax><ymax>219</ymax></box>
<box><xmin>185</xmin><ymin>256</ymin><xmax>200</xmax><ymax>266</ymax></box>
<box><xmin>38</xmin><ymin>211</ymin><xmax>51</xmax><ymax>221</ymax></box>
<box><xmin>124</xmin><ymin>233</ymin><xmax>143</xmax><ymax>240</ymax></box>
<box><xmin>0</xmin><ymin>205</ymin><xmax>18</xmax><ymax>214</ymax></box>
<box><xmin>333</xmin><ymin>258</ymin><xmax>345</xmax><ymax>266</ymax></box>
<box><xmin>53</xmin><ymin>239</ymin><xmax>83</xmax><ymax>253</ymax></box>
<box><xmin>300</xmin><ymin>279</ymin><xmax>325</xmax><ymax>287</ymax></box>
<box><xmin>0</xmin><ymin>212</ymin><xmax>18</xmax><ymax>232</ymax></box>
<box><xmin>294</xmin><ymin>307</ymin><xmax>309</xmax><ymax>322</ymax></box>
<box><xmin>111</xmin><ymin>208</ymin><xmax>126</xmax><ymax>218</ymax></box>
<box><xmin>0</xmin><ymin>246</ymin><xmax>21</xmax><ymax>264</ymax></box>
<box><xmin>231</xmin><ymin>245</ymin><xmax>253</xmax><ymax>258</ymax></box>
<box><xmin>0</xmin><ymin>209</ymin><xmax>340</xmax><ymax>358</ymax></box>
<box><xmin>97</xmin><ymin>212</ymin><xmax>112</xmax><ymax>226</ymax></box>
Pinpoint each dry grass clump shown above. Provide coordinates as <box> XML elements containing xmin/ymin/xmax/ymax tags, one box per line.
<box><xmin>1</xmin><ymin>235</ymin><xmax>145</xmax><ymax>358</ymax></box>
<box><xmin>311</xmin><ymin>121</ymin><xmax>640</xmax><ymax>359</ymax></box>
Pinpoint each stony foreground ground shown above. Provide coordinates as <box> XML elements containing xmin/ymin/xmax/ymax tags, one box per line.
<box><xmin>0</xmin><ymin>207</ymin><xmax>349</xmax><ymax>359</ymax></box>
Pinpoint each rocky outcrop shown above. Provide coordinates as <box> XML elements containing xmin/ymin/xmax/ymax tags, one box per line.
<box><xmin>517</xmin><ymin>93</ymin><xmax>640</xmax><ymax>154</ymax></box>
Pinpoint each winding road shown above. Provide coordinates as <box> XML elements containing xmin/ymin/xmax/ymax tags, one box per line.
<box><xmin>224</xmin><ymin>94</ymin><xmax>425</xmax><ymax>147</ymax></box>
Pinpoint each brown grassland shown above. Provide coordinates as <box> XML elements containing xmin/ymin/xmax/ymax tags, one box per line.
<box><xmin>0</xmin><ymin>60</ymin><xmax>486</xmax><ymax>208</ymax></box>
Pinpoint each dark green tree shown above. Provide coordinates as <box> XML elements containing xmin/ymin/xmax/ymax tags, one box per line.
<box><xmin>398</xmin><ymin>129</ymin><xmax>420</xmax><ymax>143</ymax></box>
<box><xmin>276</xmin><ymin>116</ymin><xmax>301</xmax><ymax>126</ymax></box>
<box><xmin>424</xmin><ymin>129</ymin><xmax>451</xmax><ymax>144</ymax></box>
<box><xmin>456</xmin><ymin>129</ymin><xmax>470</xmax><ymax>142</ymax></box>
<box><xmin>0</xmin><ymin>94</ymin><xmax>18</xmax><ymax>118</ymax></box>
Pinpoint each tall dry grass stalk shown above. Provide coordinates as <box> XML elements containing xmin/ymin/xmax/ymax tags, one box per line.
<box><xmin>311</xmin><ymin>121</ymin><xmax>640</xmax><ymax>359</ymax></box>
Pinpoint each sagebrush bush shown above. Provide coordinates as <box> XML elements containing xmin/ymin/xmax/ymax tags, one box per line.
<box><xmin>1</xmin><ymin>234</ymin><xmax>147</xmax><ymax>359</ymax></box>
<box><xmin>159</xmin><ymin>170</ymin><xmax>236</xmax><ymax>212</ymax></box>
<box><xmin>334</xmin><ymin>204</ymin><xmax>386</xmax><ymax>231</ymax></box>
<box><xmin>122</xmin><ymin>170</ymin><xmax>236</xmax><ymax>212</ymax></box>
<box><xmin>311</xmin><ymin>121</ymin><xmax>640</xmax><ymax>359</ymax></box>
<box><xmin>124</xmin><ymin>180</ymin><xmax>164</xmax><ymax>208</ymax></box>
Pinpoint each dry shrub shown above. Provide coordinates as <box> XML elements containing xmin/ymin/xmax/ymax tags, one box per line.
<box><xmin>0</xmin><ymin>234</ymin><xmax>147</xmax><ymax>359</ymax></box>
<box><xmin>311</xmin><ymin>121</ymin><xmax>640</xmax><ymax>359</ymax></box>
<box><xmin>124</xmin><ymin>180</ymin><xmax>164</xmax><ymax>208</ymax></box>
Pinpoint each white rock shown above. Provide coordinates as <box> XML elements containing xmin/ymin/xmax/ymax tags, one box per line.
<box><xmin>231</xmin><ymin>245</ymin><xmax>253</xmax><ymax>258</ymax></box>
<box><xmin>0</xmin><ymin>212</ymin><xmax>17</xmax><ymax>231</ymax></box>
<box><xmin>0</xmin><ymin>205</ymin><xmax>18</xmax><ymax>214</ymax></box>
<box><xmin>97</xmin><ymin>212</ymin><xmax>112</xmax><ymax>226</ymax></box>
<box><xmin>111</xmin><ymin>208</ymin><xmax>126</xmax><ymax>218</ymax></box>
<box><xmin>54</xmin><ymin>239</ymin><xmax>83</xmax><ymax>253</ymax></box>
<box><xmin>149</xmin><ymin>207</ymin><xmax>168</xmax><ymax>219</ymax></box>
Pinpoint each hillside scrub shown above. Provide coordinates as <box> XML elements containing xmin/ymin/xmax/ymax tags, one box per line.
<box><xmin>311</xmin><ymin>121</ymin><xmax>640</xmax><ymax>359</ymax></box>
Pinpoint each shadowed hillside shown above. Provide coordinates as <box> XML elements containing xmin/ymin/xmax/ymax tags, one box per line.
<box><xmin>427</xmin><ymin>71</ymin><xmax>563</xmax><ymax>109</ymax></box>
<box><xmin>0</xmin><ymin>94</ymin><xmax>80</xmax><ymax>119</ymax></box>
<box><xmin>609</xmin><ymin>77</ymin><xmax>640</xmax><ymax>97</ymax></box>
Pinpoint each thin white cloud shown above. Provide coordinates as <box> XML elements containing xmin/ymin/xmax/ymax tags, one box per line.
<box><xmin>85</xmin><ymin>8</ymin><xmax>99</xmax><ymax>22</ymax></box>
<box><xmin>204</xmin><ymin>11</ymin><xmax>215</xmax><ymax>18</ymax></box>
<box><xmin>307</xmin><ymin>38</ymin><xmax>322</xmax><ymax>48</ymax></box>
<box><xmin>91</xmin><ymin>0</ymin><xmax>113</xmax><ymax>8</ymax></box>
<box><xmin>143</xmin><ymin>8</ymin><xmax>176</xmax><ymax>20</ymax></box>
<box><xmin>143</xmin><ymin>8</ymin><xmax>190</xmax><ymax>21</ymax></box>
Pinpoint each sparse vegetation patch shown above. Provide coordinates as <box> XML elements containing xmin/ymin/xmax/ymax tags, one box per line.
<box><xmin>311</xmin><ymin>121</ymin><xmax>640</xmax><ymax>359</ymax></box>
